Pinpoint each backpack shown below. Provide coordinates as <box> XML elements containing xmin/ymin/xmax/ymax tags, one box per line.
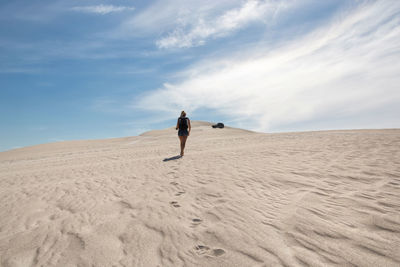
<box><xmin>179</xmin><ymin>117</ymin><xmax>188</xmax><ymax>130</ymax></box>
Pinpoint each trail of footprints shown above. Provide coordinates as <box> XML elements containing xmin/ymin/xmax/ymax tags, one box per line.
<box><xmin>169</xmin><ymin>172</ymin><xmax>226</xmax><ymax>259</ymax></box>
<box><xmin>169</xmin><ymin>181</ymin><xmax>183</xmax><ymax>207</ymax></box>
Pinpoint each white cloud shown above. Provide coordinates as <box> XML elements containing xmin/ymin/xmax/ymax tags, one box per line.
<box><xmin>156</xmin><ymin>0</ymin><xmax>287</xmax><ymax>48</ymax></box>
<box><xmin>71</xmin><ymin>4</ymin><xmax>134</xmax><ymax>15</ymax></box>
<box><xmin>116</xmin><ymin>0</ymin><xmax>290</xmax><ymax>43</ymax></box>
<box><xmin>136</xmin><ymin>1</ymin><xmax>400</xmax><ymax>132</ymax></box>
<box><xmin>121</xmin><ymin>0</ymin><xmax>238</xmax><ymax>33</ymax></box>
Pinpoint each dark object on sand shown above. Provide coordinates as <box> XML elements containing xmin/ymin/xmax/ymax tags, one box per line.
<box><xmin>212</xmin><ymin>123</ymin><xmax>224</xmax><ymax>129</ymax></box>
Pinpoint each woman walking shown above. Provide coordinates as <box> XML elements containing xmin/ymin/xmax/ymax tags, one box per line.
<box><xmin>176</xmin><ymin>111</ymin><xmax>191</xmax><ymax>156</ymax></box>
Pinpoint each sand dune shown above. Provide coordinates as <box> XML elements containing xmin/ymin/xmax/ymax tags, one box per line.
<box><xmin>0</xmin><ymin>121</ymin><xmax>399</xmax><ymax>266</ymax></box>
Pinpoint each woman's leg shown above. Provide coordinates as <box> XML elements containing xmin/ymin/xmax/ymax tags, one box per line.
<box><xmin>179</xmin><ymin>136</ymin><xmax>184</xmax><ymax>156</ymax></box>
<box><xmin>181</xmin><ymin>136</ymin><xmax>188</xmax><ymax>156</ymax></box>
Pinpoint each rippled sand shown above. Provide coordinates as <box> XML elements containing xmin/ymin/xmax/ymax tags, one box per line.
<box><xmin>0</xmin><ymin>121</ymin><xmax>399</xmax><ymax>266</ymax></box>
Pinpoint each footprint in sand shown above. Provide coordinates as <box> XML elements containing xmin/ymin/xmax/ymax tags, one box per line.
<box><xmin>211</xmin><ymin>249</ymin><xmax>225</xmax><ymax>256</ymax></box>
<box><xmin>170</xmin><ymin>182</ymin><xmax>179</xmax><ymax>186</ymax></box>
<box><xmin>195</xmin><ymin>245</ymin><xmax>210</xmax><ymax>254</ymax></box>
<box><xmin>170</xmin><ymin>201</ymin><xmax>180</xmax><ymax>208</ymax></box>
<box><xmin>194</xmin><ymin>245</ymin><xmax>225</xmax><ymax>257</ymax></box>
<box><xmin>175</xmin><ymin>191</ymin><xmax>185</xmax><ymax>196</ymax></box>
<box><xmin>191</xmin><ymin>218</ymin><xmax>202</xmax><ymax>227</ymax></box>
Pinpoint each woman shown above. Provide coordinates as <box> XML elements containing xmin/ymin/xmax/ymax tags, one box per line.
<box><xmin>176</xmin><ymin>111</ymin><xmax>191</xmax><ymax>156</ymax></box>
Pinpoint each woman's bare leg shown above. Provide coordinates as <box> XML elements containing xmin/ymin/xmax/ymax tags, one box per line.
<box><xmin>179</xmin><ymin>136</ymin><xmax>184</xmax><ymax>156</ymax></box>
<box><xmin>181</xmin><ymin>136</ymin><xmax>188</xmax><ymax>156</ymax></box>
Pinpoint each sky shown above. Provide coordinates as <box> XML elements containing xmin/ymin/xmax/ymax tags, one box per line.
<box><xmin>1</xmin><ymin>0</ymin><xmax>399</xmax><ymax>151</ymax></box>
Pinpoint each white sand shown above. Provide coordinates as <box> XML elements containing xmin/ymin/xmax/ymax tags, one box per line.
<box><xmin>0</xmin><ymin>121</ymin><xmax>399</xmax><ymax>266</ymax></box>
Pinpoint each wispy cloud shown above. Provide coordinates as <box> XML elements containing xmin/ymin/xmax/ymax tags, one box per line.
<box><xmin>136</xmin><ymin>1</ymin><xmax>400</xmax><ymax>131</ymax></box>
<box><xmin>156</xmin><ymin>0</ymin><xmax>288</xmax><ymax>48</ymax></box>
<box><xmin>71</xmin><ymin>4</ymin><xmax>134</xmax><ymax>15</ymax></box>
<box><xmin>121</xmin><ymin>0</ymin><xmax>237</xmax><ymax>34</ymax></box>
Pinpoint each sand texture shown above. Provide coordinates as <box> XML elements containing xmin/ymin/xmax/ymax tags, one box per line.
<box><xmin>0</xmin><ymin>121</ymin><xmax>399</xmax><ymax>267</ymax></box>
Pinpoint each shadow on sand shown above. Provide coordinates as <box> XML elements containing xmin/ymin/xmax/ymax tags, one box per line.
<box><xmin>163</xmin><ymin>155</ymin><xmax>182</xmax><ymax>162</ymax></box>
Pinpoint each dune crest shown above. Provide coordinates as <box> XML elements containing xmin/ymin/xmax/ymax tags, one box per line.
<box><xmin>0</xmin><ymin>122</ymin><xmax>399</xmax><ymax>266</ymax></box>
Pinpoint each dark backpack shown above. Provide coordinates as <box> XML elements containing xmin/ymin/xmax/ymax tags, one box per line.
<box><xmin>179</xmin><ymin>117</ymin><xmax>188</xmax><ymax>130</ymax></box>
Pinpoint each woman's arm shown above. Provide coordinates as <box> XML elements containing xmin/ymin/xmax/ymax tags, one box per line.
<box><xmin>188</xmin><ymin>119</ymin><xmax>191</xmax><ymax>135</ymax></box>
<box><xmin>176</xmin><ymin>118</ymin><xmax>179</xmax><ymax>130</ymax></box>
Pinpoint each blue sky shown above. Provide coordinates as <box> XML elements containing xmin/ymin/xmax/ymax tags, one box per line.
<box><xmin>1</xmin><ymin>0</ymin><xmax>399</xmax><ymax>151</ymax></box>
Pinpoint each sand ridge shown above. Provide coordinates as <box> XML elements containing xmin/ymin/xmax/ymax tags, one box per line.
<box><xmin>0</xmin><ymin>121</ymin><xmax>399</xmax><ymax>266</ymax></box>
